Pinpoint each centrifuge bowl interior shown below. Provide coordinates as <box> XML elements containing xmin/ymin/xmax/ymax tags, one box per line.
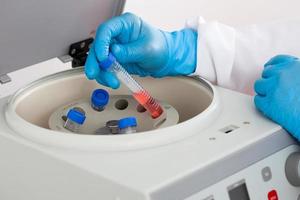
<box><xmin>5</xmin><ymin>68</ymin><xmax>220</xmax><ymax>151</ymax></box>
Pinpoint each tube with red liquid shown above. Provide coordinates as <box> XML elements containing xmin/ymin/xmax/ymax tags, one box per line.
<box><xmin>99</xmin><ymin>53</ymin><xmax>164</xmax><ymax>119</ymax></box>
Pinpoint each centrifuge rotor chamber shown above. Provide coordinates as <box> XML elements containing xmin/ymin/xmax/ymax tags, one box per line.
<box><xmin>5</xmin><ymin>68</ymin><xmax>220</xmax><ymax>151</ymax></box>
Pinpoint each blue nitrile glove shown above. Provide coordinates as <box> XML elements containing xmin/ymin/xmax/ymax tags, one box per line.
<box><xmin>85</xmin><ymin>12</ymin><xmax>197</xmax><ymax>89</ymax></box>
<box><xmin>254</xmin><ymin>55</ymin><xmax>300</xmax><ymax>140</ymax></box>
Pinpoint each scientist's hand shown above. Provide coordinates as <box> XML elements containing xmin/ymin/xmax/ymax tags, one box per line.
<box><xmin>85</xmin><ymin>12</ymin><xmax>197</xmax><ymax>89</ymax></box>
<box><xmin>254</xmin><ymin>55</ymin><xmax>300</xmax><ymax>140</ymax></box>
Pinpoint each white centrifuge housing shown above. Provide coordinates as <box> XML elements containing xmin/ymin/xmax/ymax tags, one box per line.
<box><xmin>1</xmin><ymin>67</ymin><xmax>300</xmax><ymax>200</ymax></box>
<box><xmin>0</xmin><ymin>0</ymin><xmax>300</xmax><ymax>200</ymax></box>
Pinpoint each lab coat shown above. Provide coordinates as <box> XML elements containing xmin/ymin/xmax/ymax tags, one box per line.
<box><xmin>187</xmin><ymin>18</ymin><xmax>300</xmax><ymax>95</ymax></box>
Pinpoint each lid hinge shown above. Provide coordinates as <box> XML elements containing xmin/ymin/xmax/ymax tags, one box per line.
<box><xmin>68</xmin><ymin>38</ymin><xmax>94</xmax><ymax>68</ymax></box>
<box><xmin>0</xmin><ymin>74</ymin><xmax>11</xmax><ymax>85</ymax></box>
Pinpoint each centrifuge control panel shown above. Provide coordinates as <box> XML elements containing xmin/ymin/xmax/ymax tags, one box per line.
<box><xmin>186</xmin><ymin>145</ymin><xmax>300</xmax><ymax>200</ymax></box>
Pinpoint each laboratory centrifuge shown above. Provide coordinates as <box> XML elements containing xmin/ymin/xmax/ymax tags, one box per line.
<box><xmin>1</xmin><ymin>66</ymin><xmax>300</xmax><ymax>200</ymax></box>
<box><xmin>0</xmin><ymin>0</ymin><xmax>300</xmax><ymax>200</ymax></box>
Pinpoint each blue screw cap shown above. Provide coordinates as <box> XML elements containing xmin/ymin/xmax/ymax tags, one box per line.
<box><xmin>99</xmin><ymin>53</ymin><xmax>116</xmax><ymax>70</ymax></box>
<box><xmin>67</xmin><ymin>108</ymin><xmax>86</xmax><ymax>125</ymax></box>
<box><xmin>91</xmin><ymin>89</ymin><xmax>109</xmax><ymax>107</ymax></box>
<box><xmin>118</xmin><ymin>117</ymin><xmax>137</xmax><ymax>129</ymax></box>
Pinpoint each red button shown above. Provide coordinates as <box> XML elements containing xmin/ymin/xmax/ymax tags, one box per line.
<box><xmin>268</xmin><ymin>190</ymin><xmax>278</xmax><ymax>200</ymax></box>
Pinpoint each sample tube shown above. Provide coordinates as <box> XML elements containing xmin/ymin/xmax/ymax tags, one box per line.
<box><xmin>106</xmin><ymin>120</ymin><xmax>119</xmax><ymax>134</ymax></box>
<box><xmin>91</xmin><ymin>89</ymin><xmax>109</xmax><ymax>111</ymax></box>
<box><xmin>99</xmin><ymin>53</ymin><xmax>164</xmax><ymax>119</ymax></box>
<box><xmin>64</xmin><ymin>108</ymin><xmax>86</xmax><ymax>132</ymax></box>
<box><xmin>118</xmin><ymin>117</ymin><xmax>137</xmax><ymax>134</ymax></box>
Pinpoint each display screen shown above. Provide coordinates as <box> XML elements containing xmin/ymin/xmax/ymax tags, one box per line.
<box><xmin>228</xmin><ymin>180</ymin><xmax>250</xmax><ymax>200</ymax></box>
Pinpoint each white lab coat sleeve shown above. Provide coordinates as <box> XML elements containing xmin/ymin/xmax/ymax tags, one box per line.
<box><xmin>186</xmin><ymin>18</ymin><xmax>300</xmax><ymax>95</ymax></box>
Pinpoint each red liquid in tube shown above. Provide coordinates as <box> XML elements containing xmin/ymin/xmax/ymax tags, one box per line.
<box><xmin>133</xmin><ymin>91</ymin><xmax>164</xmax><ymax>119</ymax></box>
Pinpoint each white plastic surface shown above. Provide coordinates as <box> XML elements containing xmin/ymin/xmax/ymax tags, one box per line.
<box><xmin>0</xmin><ymin>58</ymin><xmax>71</xmax><ymax>98</ymax></box>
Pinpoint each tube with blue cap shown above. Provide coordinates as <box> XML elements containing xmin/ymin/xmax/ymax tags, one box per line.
<box><xmin>91</xmin><ymin>89</ymin><xmax>109</xmax><ymax>111</ymax></box>
<box><xmin>64</xmin><ymin>107</ymin><xmax>86</xmax><ymax>132</ymax></box>
<box><xmin>99</xmin><ymin>53</ymin><xmax>164</xmax><ymax>119</ymax></box>
<box><xmin>118</xmin><ymin>117</ymin><xmax>137</xmax><ymax>134</ymax></box>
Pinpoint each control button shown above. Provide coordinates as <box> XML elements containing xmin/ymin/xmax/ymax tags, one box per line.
<box><xmin>268</xmin><ymin>190</ymin><xmax>278</xmax><ymax>200</ymax></box>
<box><xmin>262</xmin><ymin>166</ymin><xmax>272</xmax><ymax>182</ymax></box>
<box><xmin>285</xmin><ymin>152</ymin><xmax>300</xmax><ymax>186</ymax></box>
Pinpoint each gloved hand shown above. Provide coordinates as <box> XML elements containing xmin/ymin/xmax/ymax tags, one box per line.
<box><xmin>254</xmin><ymin>55</ymin><xmax>300</xmax><ymax>140</ymax></box>
<box><xmin>85</xmin><ymin>12</ymin><xmax>197</xmax><ymax>89</ymax></box>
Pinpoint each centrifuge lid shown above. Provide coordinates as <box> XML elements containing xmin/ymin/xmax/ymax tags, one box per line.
<box><xmin>0</xmin><ymin>0</ymin><xmax>125</xmax><ymax>76</ymax></box>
